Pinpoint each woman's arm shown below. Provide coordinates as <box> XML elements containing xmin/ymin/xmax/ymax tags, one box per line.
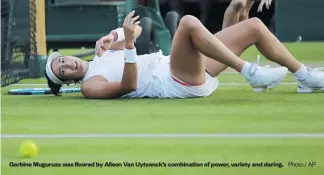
<box><xmin>95</xmin><ymin>25</ymin><xmax>142</xmax><ymax>57</ymax></box>
<box><xmin>109</xmin><ymin>25</ymin><xmax>142</xmax><ymax>50</ymax></box>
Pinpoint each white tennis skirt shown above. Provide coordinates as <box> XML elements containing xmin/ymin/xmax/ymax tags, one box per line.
<box><xmin>149</xmin><ymin>58</ymin><xmax>219</xmax><ymax>98</ymax></box>
<box><xmin>122</xmin><ymin>53</ymin><xmax>219</xmax><ymax>99</ymax></box>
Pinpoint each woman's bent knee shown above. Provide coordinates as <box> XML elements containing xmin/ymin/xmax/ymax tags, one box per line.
<box><xmin>179</xmin><ymin>15</ymin><xmax>201</xmax><ymax>31</ymax></box>
<box><xmin>246</xmin><ymin>17</ymin><xmax>264</xmax><ymax>36</ymax></box>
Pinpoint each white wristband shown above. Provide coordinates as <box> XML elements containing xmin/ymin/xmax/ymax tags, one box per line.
<box><xmin>124</xmin><ymin>48</ymin><xmax>137</xmax><ymax>63</ymax></box>
<box><xmin>111</xmin><ymin>28</ymin><xmax>125</xmax><ymax>42</ymax></box>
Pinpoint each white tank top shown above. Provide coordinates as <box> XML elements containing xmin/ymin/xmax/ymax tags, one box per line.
<box><xmin>81</xmin><ymin>49</ymin><xmax>168</xmax><ymax>98</ymax></box>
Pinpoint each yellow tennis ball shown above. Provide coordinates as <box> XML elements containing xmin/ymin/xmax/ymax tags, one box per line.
<box><xmin>20</xmin><ymin>140</ymin><xmax>39</xmax><ymax>158</ymax></box>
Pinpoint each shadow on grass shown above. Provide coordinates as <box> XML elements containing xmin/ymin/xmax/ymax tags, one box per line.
<box><xmin>45</xmin><ymin>94</ymin><xmax>266</xmax><ymax>106</ymax></box>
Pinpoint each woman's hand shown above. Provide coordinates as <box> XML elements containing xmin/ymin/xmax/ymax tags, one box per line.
<box><xmin>123</xmin><ymin>10</ymin><xmax>140</xmax><ymax>49</ymax></box>
<box><xmin>95</xmin><ymin>34</ymin><xmax>114</xmax><ymax>57</ymax></box>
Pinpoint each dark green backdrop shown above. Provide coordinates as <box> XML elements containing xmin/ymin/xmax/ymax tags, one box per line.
<box><xmin>274</xmin><ymin>0</ymin><xmax>324</xmax><ymax>42</ymax></box>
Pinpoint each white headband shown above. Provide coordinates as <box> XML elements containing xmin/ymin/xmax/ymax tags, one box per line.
<box><xmin>45</xmin><ymin>52</ymin><xmax>64</xmax><ymax>85</ymax></box>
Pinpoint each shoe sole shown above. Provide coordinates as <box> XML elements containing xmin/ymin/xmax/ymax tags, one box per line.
<box><xmin>253</xmin><ymin>68</ymin><xmax>288</xmax><ymax>93</ymax></box>
<box><xmin>297</xmin><ymin>87</ymin><xmax>324</xmax><ymax>93</ymax></box>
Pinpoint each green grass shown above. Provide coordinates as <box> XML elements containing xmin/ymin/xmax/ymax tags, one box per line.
<box><xmin>48</xmin><ymin>48</ymin><xmax>93</xmax><ymax>56</ymax></box>
<box><xmin>2</xmin><ymin>42</ymin><xmax>324</xmax><ymax>175</ymax></box>
<box><xmin>2</xmin><ymin>74</ymin><xmax>324</xmax><ymax>134</ymax></box>
<box><xmin>240</xmin><ymin>42</ymin><xmax>324</xmax><ymax>64</ymax></box>
<box><xmin>48</xmin><ymin>48</ymin><xmax>95</xmax><ymax>61</ymax></box>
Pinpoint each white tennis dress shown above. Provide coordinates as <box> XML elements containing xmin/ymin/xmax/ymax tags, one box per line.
<box><xmin>82</xmin><ymin>49</ymin><xmax>219</xmax><ymax>98</ymax></box>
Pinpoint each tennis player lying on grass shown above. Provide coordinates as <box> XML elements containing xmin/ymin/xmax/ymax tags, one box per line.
<box><xmin>45</xmin><ymin>11</ymin><xmax>324</xmax><ymax>99</ymax></box>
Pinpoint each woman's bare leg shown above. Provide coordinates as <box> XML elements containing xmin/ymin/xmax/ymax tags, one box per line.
<box><xmin>205</xmin><ymin>17</ymin><xmax>302</xmax><ymax>77</ymax></box>
<box><xmin>170</xmin><ymin>15</ymin><xmax>304</xmax><ymax>85</ymax></box>
<box><xmin>170</xmin><ymin>15</ymin><xmax>323</xmax><ymax>93</ymax></box>
<box><xmin>170</xmin><ymin>15</ymin><xmax>246</xmax><ymax>85</ymax></box>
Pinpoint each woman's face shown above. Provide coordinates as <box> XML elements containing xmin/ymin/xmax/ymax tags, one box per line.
<box><xmin>51</xmin><ymin>55</ymin><xmax>86</xmax><ymax>81</ymax></box>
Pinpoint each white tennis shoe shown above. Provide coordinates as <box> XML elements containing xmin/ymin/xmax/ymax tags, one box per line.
<box><xmin>244</xmin><ymin>63</ymin><xmax>288</xmax><ymax>92</ymax></box>
<box><xmin>296</xmin><ymin>67</ymin><xmax>324</xmax><ymax>93</ymax></box>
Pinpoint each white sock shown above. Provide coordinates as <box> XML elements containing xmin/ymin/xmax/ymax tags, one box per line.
<box><xmin>240</xmin><ymin>62</ymin><xmax>252</xmax><ymax>77</ymax></box>
<box><xmin>293</xmin><ymin>64</ymin><xmax>308</xmax><ymax>80</ymax></box>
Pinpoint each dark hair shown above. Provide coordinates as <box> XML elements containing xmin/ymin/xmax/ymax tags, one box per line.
<box><xmin>45</xmin><ymin>71</ymin><xmax>65</xmax><ymax>96</ymax></box>
<box><xmin>45</xmin><ymin>71</ymin><xmax>83</xmax><ymax>96</ymax></box>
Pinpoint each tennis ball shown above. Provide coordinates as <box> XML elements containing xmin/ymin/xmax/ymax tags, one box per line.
<box><xmin>20</xmin><ymin>140</ymin><xmax>39</xmax><ymax>158</ymax></box>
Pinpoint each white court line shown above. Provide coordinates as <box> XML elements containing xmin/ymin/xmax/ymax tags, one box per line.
<box><xmin>8</xmin><ymin>84</ymin><xmax>77</xmax><ymax>86</ymax></box>
<box><xmin>1</xmin><ymin>133</ymin><xmax>324</xmax><ymax>138</ymax></box>
<box><xmin>219</xmin><ymin>82</ymin><xmax>296</xmax><ymax>86</ymax></box>
<box><xmin>8</xmin><ymin>82</ymin><xmax>297</xmax><ymax>87</ymax></box>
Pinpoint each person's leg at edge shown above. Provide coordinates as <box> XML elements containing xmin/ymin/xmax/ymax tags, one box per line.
<box><xmin>239</xmin><ymin>0</ymin><xmax>254</xmax><ymax>22</ymax></box>
<box><xmin>222</xmin><ymin>0</ymin><xmax>247</xmax><ymax>29</ymax></box>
